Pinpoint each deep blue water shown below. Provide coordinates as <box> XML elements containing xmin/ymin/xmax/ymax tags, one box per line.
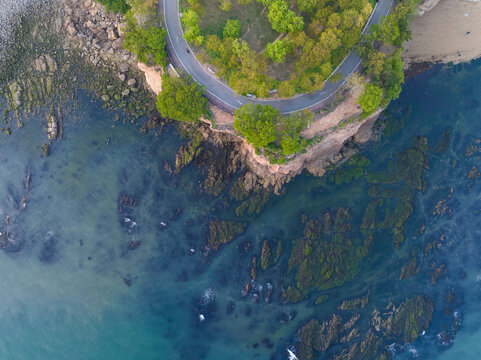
<box><xmin>2</xmin><ymin>59</ymin><xmax>481</xmax><ymax>359</ymax></box>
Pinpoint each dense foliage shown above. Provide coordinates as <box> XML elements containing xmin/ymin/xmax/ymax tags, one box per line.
<box><xmin>358</xmin><ymin>83</ymin><xmax>383</xmax><ymax>117</ymax></box>
<box><xmin>234</xmin><ymin>104</ymin><xmax>311</xmax><ymax>161</ymax></box>
<box><xmin>156</xmin><ymin>75</ymin><xmax>208</xmax><ymax>122</ymax></box>
<box><xmin>357</xmin><ymin>0</ymin><xmax>419</xmax><ymax>113</ymax></box>
<box><xmin>182</xmin><ymin>0</ymin><xmax>373</xmax><ymax>97</ymax></box>
<box><xmin>223</xmin><ymin>19</ymin><xmax>241</xmax><ymax>38</ymax></box>
<box><xmin>123</xmin><ymin>12</ymin><xmax>168</xmax><ymax>66</ymax></box>
<box><xmin>234</xmin><ymin>104</ymin><xmax>278</xmax><ymax>148</ymax></box>
<box><xmin>95</xmin><ymin>0</ymin><xmax>130</xmax><ymax>13</ymax></box>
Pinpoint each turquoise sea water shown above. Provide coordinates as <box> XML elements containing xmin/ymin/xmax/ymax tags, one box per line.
<box><xmin>3</xmin><ymin>60</ymin><xmax>481</xmax><ymax>359</ymax></box>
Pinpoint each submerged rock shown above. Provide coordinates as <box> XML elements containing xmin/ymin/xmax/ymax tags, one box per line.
<box><xmin>467</xmin><ymin>166</ymin><xmax>480</xmax><ymax>179</ymax></box>
<box><xmin>41</xmin><ymin>143</ymin><xmax>50</xmax><ymax>157</ymax></box>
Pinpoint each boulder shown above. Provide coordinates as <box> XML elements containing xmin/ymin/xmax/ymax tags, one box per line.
<box><xmin>46</xmin><ymin>114</ymin><xmax>58</xmax><ymax>141</ymax></box>
<box><xmin>112</xmin><ymin>38</ymin><xmax>123</xmax><ymax>50</ymax></box>
<box><xmin>66</xmin><ymin>22</ymin><xmax>77</xmax><ymax>36</ymax></box>
<box><xmin>127</xmin><ymin>78</ymin><xmax>136</xmax><ymax>86</ymax></box>
<box><xmin>107</xmin><ymin>28</ymin><xmax>118</xmax><ymax>40</ymax></box>
<box><xmin>119</xmin><ymin>63</ymin><xmax>129</xmax><ymax>73</ymax></box>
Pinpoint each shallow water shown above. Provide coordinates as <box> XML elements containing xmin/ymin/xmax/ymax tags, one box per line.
<box><xmin>3</xmin><ymin>60</ymin><xmax>481</xmax><ymax>359</ymax></box>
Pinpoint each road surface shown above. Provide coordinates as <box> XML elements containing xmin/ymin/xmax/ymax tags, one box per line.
<box><xmin>162</xmin><ymin>0</ymin><xmax>393</xmax><ymax>114</ymax></box>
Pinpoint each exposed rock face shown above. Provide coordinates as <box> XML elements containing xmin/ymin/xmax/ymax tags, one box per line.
<box><xmin>418</xmin><ymin>0</ymin><xmax>441</xmax><ymax>15</ymax></box>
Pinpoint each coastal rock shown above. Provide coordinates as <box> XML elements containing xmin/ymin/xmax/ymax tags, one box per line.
<box><xmin>207</xmin><ymin>220</ymin><xmax>247</xmax><ymax>251</ymax></box>
<box><xmin>107</xmin><ymin>28</ymin><xmax>118</xmax><ymax>40</ymax></box>
<box><xmin>382</xmin><ymin>295</ymin><xmax>434</xmax><ymax>342</ymax></box>
<box><xmin>467</xmin><ymin>166</ymin><xmax>480</xmax><ymax>179</ymax></box>
<box><xmin>119</xmin><ymin>63</ymin><xmax>129</xmax><ymax>73</ymax></box>
<box><xmin>46</xmin><ymin>113</ymin><xmax>58</xmax><ymax>140</ymax></box>
<box><xmin>297</xmin><ymin>315</ymin><xmax>342</xmax><ymax>353</ymax></box>
<box><xmin>112</xmin><ymin>38</ymin><xmax>123</xmax><ymax>50</ymax></box>
<box><xmin>66</xmin><ymin>21</ymin><xmax>77</xmax><ymax>35</ymax></box>
<box><xmin>417</xmin><ymin>0</ymin><xmax>441</xmax><ymax>15</ymax></box>
<box><xmin>260</xmin><ymin>239</ymin><xmax>272</xmax><ymax>270</ymax></box>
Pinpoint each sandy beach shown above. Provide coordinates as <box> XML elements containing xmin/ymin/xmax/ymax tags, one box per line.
<box><xmin>404</xmin><ymin>0</ymin><xmax>481</xmax><ymax>64</ymax></box>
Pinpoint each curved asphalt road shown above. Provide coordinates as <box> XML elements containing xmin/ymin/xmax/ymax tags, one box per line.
<box><xmin>162</xmin><ymin>0</ymin><xmax>393</xmax><ymax>114</ymax></box>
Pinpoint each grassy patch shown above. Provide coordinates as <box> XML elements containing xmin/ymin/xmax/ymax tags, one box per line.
<box><xmin>196</xmin><ymin>0</ymin><xmax>278</xmax><ymax>52</ymax></box>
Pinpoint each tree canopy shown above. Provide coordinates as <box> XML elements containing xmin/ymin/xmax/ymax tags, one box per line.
<box><xmin>123</xmin><ymin>12</ymin><xmax>168</xmax><ymax>66</ymax></box>
<box><xmin>234</xmin><ymin>104</ymin><xmax>279</xmax><ymax>148</ymax></box>
<box><xmin>266</xmin><ymin>39</ymin><xmax>291</xmax><ymax>63</ymax></box>
<box><xmin>223</xmin><ymin>19</ymin><xmax>241</xmax><ymax>39</ymax></box>
<box><xmin>182</xmin><ymin>0</ymin><xmax>373</xmax><ymax>97</ymax></box>
<box><xmin>156</xmin><ymin>75</ymin><xmax>208</xmax><ymax>122</ymax></box>
<box><xmin>358</xmin><ymin>83</ymin><xmax>383</xmax><ymax>117</ymax></box>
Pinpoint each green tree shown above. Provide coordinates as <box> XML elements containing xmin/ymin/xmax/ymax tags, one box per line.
<box><xmin>297</xmin><ymin>0</ymin><xmax>318</xmax><ymax>13</ymax></box>
<box><xmin>219</xmin><ymin>0</ymin><xmax>232</xmax><ymax>11</ymax></box>
<box><xmin>223</xmin><ymin>19</ymin><xmax>241</xmax><ymax>39</ymax></box>
<box><xmin>279</xmin><ymin>111</ymin><xmax>310</xmax><ymax>155</ymax></box>
<box><xmin>358</xmin><ymin>83</ymin><xmax>383</xmax><ymax>117</ymax></box>
<box><xmin>380</xmin><ymin>50</ymin><xmax>405</xmax><ymax>104</ymax></box>
<box><xmin>123</xmin><ymin>12</ymin><xmax>167</xmax><ymax>66</ymax></box>
<box><xmin>234</xmin><ymin>104</ymin><xmax>279</xmax><ymax>148</ymax></box>
<box><xmin>267</xmin><ymin>0</ymin><xmax>304</xmax><ymax>34</ymax></box>
<box><xmin>266</xmin><ymin>39</ymin><xmax>291</xmax><ymax>63</ymax></box>
<box><xmin>182</xmin><ymin>9</ymin><xmax>204</xmax><ymax>45</ymax></box>
<box><xmin>156</xmin><ymin>75</ymin><xmax>207</xmax><ymax>122</ymax></box>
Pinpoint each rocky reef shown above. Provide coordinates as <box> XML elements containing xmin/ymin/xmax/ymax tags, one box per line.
<box><xmin>207</xmin><ymin>219</ymin><xmax>247</xmax><ymax>251</ymax></box>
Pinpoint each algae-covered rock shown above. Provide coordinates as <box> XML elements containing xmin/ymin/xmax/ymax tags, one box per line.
<box><xmin>394</xmin><ymin>136</ymin><xmax>429</xmax><ymax>191</ymax></box>
<box><xmin>235</xmin><ymin>189</ymin><xmax>270</xmax><ymax>216</ymax></box>
<box><xmin>467</xmin><ymin>166</ymin><xmax>480</xmax><ymax>179</ymax></box>
<box><xmin>41</xmin><ymin>143</ymin><xmax>50</xmax><ymax>157</ymax></box>
<box><xmin>288</xmin><ymin>209</ymin><xmax>365</xmax><ymax>295</ymax></box>
<box><xmin>175</xmin><ymin>131</ymin><xmax>203</xmax><ymax>173</ymax></box>
<box><xmin>368</xmin><ymin>183</ymin><xmax>413</xmax><ymax>201</ymax></box>
<box><xmin>8</xmin><ymin>81</ymin><xmax>23</xmax><ymax>109</ymax></box>
<box><xmin>339</xmin><ymin>292</ymin><xmax>370</xmax><ymax>310</ymax></box>
<box><xmin>282</xmin><ymin>286</ymin><xmax>304</xmax><ymax>303</ymax></box>
<box><xmin>383</xmin><ymin>295</ymin><xmax>434</xmax><ymax>342</ymax></box>
<box><xmin>332</xmin><ymin>155</ymin><xmax>371</xmax><ymax>186</ymax></box>
<box><xmin>315</xmin><ymin>295</ymin><xmax>328</xmax><ymax>305</ymax></box>
<box><xmin>366</xmin><ymin>172</ymin><xmax>398</xmax><ymax>184</ymax></box>
<box><xmin>274</xmin><ymin>239</ymin><xmax>283</xmax><ymax>263</ymax></box>
<box><xmin>333</xmin><ymin>330</ymin><xmax>382</xmax><ymax>360</ymax></box>
<box><xmin>400</xmin><ymin>257</ymin><xmax>419</xmax><ymax>280</ymax></box>
<box><xmin>260</xmin><ymin>239</ymin><xmax>272</xmax><ymax>270</ymax></box>
<box><xmin>430</xmin><ymin>263</ymin><xmax>447</xmax><ymax>284</ymax></box>
<box><xmin>434</xmin><ymin>129</ymin><xmax>450</xmax><ymax>153</ymax></box>
<box><xmin>297</xmin><ymin>315</ymin><xmax>342</xmax><ymax>353</ymax></box>
<box><xmin>208</xmin><ymin>220</ymin><xmax>247</xmax><ymax>251</ymax></box>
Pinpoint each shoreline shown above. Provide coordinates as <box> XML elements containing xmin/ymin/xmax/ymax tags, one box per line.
<box><xmin>404</xmin><ymin>0</ymin><xmax>481</xmax><ymax>65</ymax></box>
<box><xmin>5</xmin><ymin>0</ymin><xmax>476</xmax><ymax>192</ymax></box>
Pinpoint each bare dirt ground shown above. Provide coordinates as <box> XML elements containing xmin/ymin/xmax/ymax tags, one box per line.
<box><xmin>137</xmin><ymin>62</ymin><xmax>163</xmax><ymax>94</ymax></box>
<box><xmin>301</xmin><ymin>94</ymin><xmax>362</xmax><ymax>139</ymax></box>
<box><xmin>404</xmin><ymin>0</ymin><xmax>481</xmax><ymax>64</ymax></box>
